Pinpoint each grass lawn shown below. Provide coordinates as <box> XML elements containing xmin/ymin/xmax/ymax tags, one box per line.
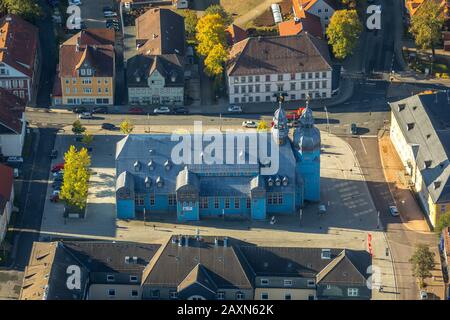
<box><xmin>220</xmin><ymin>0</ymin><xmax>268</xmax><ymax>16</ymax></box>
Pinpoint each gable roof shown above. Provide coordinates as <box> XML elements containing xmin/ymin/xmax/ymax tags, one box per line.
<box><xmin>0</xmin><ymin>14</ymin><xmax>39</xmax><ymax>78</ymax></box>
<box><xmin>292</xmin><ymin>0</ymin><xmax>337</xmax><ymax>18</ymax></box>
<box><xmin>63</xmin><ymin>28</ymin><xmax>115</xmax><ymax>47</ymax></box>
<box><xmin>390</xmin><ymin>92</ymin><xmax>450</xmax><ymax>203</ymax></box>
<box><xmin>226</xmin><ymin>24</ymin><xmax>248</xmax><ymax>46</ymax></box>
<box><xmin>0</xmin><ymin>88</ymin><xmax>25</xmax><ymax>134</ymax></box>
<box><xmin>135</xmin><ymin>8</ymin><xmax>185</xmax><ymax>55</ymax></box>
<box><xmin>227</xmin><ymin>34</ymin><xmax>332</xmax><ymax>76</ymax></box>
<box><xmin>278</xmin><ymin>13</ymin><xmax>323</xmax><ymax>38</ymax></box>
<box><xmin>316</xmin><ymin>250</ymin><xmax>369</xmax><ymax>285</ymax></box>
<box><xmin>177</xmin><ymin>264</ymin><xmax>218</xmax><ymax>293</ymax></box>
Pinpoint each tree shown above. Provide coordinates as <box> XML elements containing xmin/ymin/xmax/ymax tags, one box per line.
<box><xmin>72</xmin><ymin>120</ymin><xmax>86</xmax><ymax>134</ymax></box>
<box><xmin>409</xmin><ymin>244</ymin><xmax>435</xmax><ymax>288</ymax></box>
<box><xmin>120</xmin><ymin>119</ymin><xmax>134</xmax><ymax>135</ymax></box>
<box><xmin>81</xmin><ymin>131</ymin><xmax>94</xmax><ymax>146</ymax></box>
<box><xmin>409</xmin><ymin>0</ymin><xmax>445</xmax><ymax>58</ymax></box>
<box><xmin>60</xmin><ymin>145</ymin><xmax>90</xmax><ymax>210</ymax></box>
<box><xmin>436</xmin><ymin>212</ymin><xmax>450</xmax><ymax>235</ymax></box>
<box><xmin>0</xmin><ymin>0</ymin><xmax>42</xmax><ymax>21</ymax></box>
<box><xmin>204</xmin><ymin>4</ymin><xmax>233</xmax><ymax>26</ymax></box>
<box><xmin>204</xmin><ymin>43</ymin><xmax>228</xmax><ymax>77</ymax></box>
<box><xmin>326</xmin><ymin>9</ymin><xmax>363</xmax><ymax>60</ymax></box>
<box><xmin>257</xmin><ymin>120</ymin><xmax>269</xmax><ymax>132</ymax></box>
<box><xmin>181</xmin><ymin>10</ymin><xmax>198</xmax><ymax>41</ymax></box>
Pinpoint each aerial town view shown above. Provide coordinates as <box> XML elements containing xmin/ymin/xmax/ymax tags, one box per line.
<box><xmin>0</xmin><ymin>0</ymin><xmax>449</xmax><ymax>308</ymax></box>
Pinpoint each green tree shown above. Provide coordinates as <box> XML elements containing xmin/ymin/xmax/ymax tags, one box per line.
<box><xmin>60</xmin><ymin>145</ymin><xmax>90</xmax><ymax>210</ymax></box>
<box><xmin>436</xmin><ymin>212</ymin><xmax>450</xmax><ymax>235</ymax></box>
<box><xmin>0</xmin><ymin>0</ymin><xmax>42</xmax><ymax>21</ymax></box>
<box><xmin>409</xmin><ymin>0</ymin><xmax>445</xmax><ymax>58</ymax></box>
<box><xmin>120</xmin><ymin>119</ymin><xmax>134</xmax><ymax>135</ymax></box>
<box><xmin>81</xmin><ymin>131</ymin><xmax>94</xmax><ymax>146</ymax></box>
<box><xmin>181</xmin><ymin>10</ymin><xmax>198</xmax><ymax>41</ymax></box>
<box><xmin>204</xmin><ymin>4</ymin><xmax>233</xmax><ymax>25</ymax></box>
<box><xmin>409</xmin><ymin>244</ymin><xmax>435</xmax><ymax>289</ymax></box>
<box><xmin>72</xmin><ymin>120</ymin><xmax>86</xmax><ymax>134</ymax></box>
<box><xmin>326</xmin><ymin>9</ymin><xmax>363</xmax><ymax>60</ymax></box>
<box><xmin>257</xmin><ymin>120</ymin><xmax>269</xmax><ymax>132</ymax></box>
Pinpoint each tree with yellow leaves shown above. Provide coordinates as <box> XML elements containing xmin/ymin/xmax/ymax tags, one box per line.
<box><xmin>257</xmin><ymin>120</ymin><xmax>269</xmax><ymax>132</ymax></box>
<box><xmin>120</xmin><ymin>119</ymin><xmax>134</xmax><ymax>135</ymax></box>
<box><xmin>60</xmin><ymin>145</ymin><xmax>91</xmax><ymax>210</ymax></box>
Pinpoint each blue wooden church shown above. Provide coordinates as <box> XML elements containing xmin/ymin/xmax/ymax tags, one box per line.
<box><xmin>115</xmin><ymin>105</ymin><xmax>320</xmax><ymax>221</ymax></box>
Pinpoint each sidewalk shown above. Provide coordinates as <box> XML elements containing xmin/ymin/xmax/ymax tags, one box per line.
<box><xmin>379</xmin><ymin>135</ymin><xmax>430</xmax><ymax>233</ymax></box>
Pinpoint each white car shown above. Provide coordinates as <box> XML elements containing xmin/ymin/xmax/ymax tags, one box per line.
<box><xmin>78</xmin><ymin>112</ymin><xmax>93</xmax><ymax>119</ymax></box>
<box><xmin>104</xmin><ymin>11</ymin><xmax>118</xmax><ymax>18</ymax></box>
<box><xmin>389</xmin><ymin>206</ymin><xmax>399</xmax><ymax>217</ymax></box>
<box><xmin>420</xmin><ymin>291</ymin><xmax>428</xmax><ymax>300</ymax></box>
<box><xmin>242</xmin><ymin>121</ymin><xmax>257</xmax><ymax>128</ymax></box>
<box><xmin>7</xmin><ymin>156</ymin><xmax>24</xmax><ymax>164</ymax></box>
<box><xmin>153</xmin><ymin>106</ymin><xmax>171</xmax><ymax>114</ymax></box>
<box><xmin>69</xmin><ymin>0</ymin><xmax>82</xmax><ymax>5</ymax></box>
<box><xmin>228</xmin><ymin>105</ymin><xmax>242</xmax><ymax>113</ymax></box>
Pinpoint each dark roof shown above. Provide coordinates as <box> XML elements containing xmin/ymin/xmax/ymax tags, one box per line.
<box><xmin>126</xmin><ymin>54</ymin><xmax>184</xmax><ymax>88</ymax></box>
<box><xmin>0</xmin><ymin>88</ymin><xmax>25</xmax><ymax>133</ymax></box>
<box><xmin>142</xmin><ymin>236</ymin><xmax>253</xmax><ymax>290</ymax></box>
<box><xmin>226</xmin><ymin>24</ymin><xmax>248</xmax><ymax>46</ymax></box>
<box><xmin>390</xmin><ymin>92</ymin><xmax>450</xmax><ymax>203</ymax></box>
<box><xmin>0</xmin><ymin>163</ymin><xmax>13</xmax><ymax>200</ymax></box>
<box><xmin>136</xmin><ymin>8</ymin><xmax>185</xmax><ymax>55</ymax></box>
<box><xmin>0</xmin><ymin>14</ymin><xmax>39</xmax><ymax>78</ymax></box>
<box><xmin>227</xmin><ymin>34</ymin><xmax>332</xmax><ymax>76</ymax></box>
<box><xmin>64</xmin><ymin>29</ymin><xmax>115</xmax><ymax>47</ymax></box>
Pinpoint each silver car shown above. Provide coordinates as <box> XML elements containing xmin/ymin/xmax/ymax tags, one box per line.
<box><xmin>389</xmin><ymin>206</ymin><xmax>399</xmax><ymax>217</ymax></box>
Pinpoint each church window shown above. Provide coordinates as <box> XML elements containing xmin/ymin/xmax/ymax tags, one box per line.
<box><xmin>214</xmin><ymin>197</ymin><xmax>219</xmax><ymax>209</ymax></box>
<box><xmin>225</xmin><ymin>198</ymin><xmax>230</xmax><ymax>209</ymax></box>
<box><xmin>234</xmin><ymin>198</ymin><xmax>240</xmax><ymax>209</ymax></box>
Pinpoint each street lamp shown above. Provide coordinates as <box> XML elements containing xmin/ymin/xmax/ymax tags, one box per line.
<box><xmin>324</xmin><ymin>106</ymin><xmax>330</xmax><ymax>133</ymax></box>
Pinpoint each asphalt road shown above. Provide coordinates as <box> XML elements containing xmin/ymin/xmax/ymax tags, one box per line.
<box><xmin>344</xmin><ymin>136</ymin><xmax>438</xmax><ymax>300</ymax></box>
<box><xmin>11</xmin><ymin>128</ymin><xmax>56</xmax><ymax>270</ymax></box>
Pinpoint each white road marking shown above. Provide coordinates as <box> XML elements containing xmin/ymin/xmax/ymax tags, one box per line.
<box><xmin>360</xmin><ymin>136</ymin><xmax>368</xmax><ymax>155</ymax></box>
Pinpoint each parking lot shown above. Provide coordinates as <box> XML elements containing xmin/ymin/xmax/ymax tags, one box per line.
<box><xmin>78</xmin><ymin>0</ymin><xmax>115</xmax><ymax>29</ymax></box>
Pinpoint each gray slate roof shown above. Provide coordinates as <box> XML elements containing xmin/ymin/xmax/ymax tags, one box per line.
<box><xmin>115</xmin><ymin>133</ymin><xmax>298</xmax><ymax>195</ymax></box>
<box><xmin>390</xmin><ymin>92</ymin><xmax>450</xmax><ymax>203</ymax></box>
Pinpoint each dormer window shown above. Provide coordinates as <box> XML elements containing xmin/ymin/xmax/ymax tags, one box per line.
<box><xmin>321</xmin><ymin>249</ymin><xmax>331</xmax><ymax>259</ymax></box>
<box><xmin>164</xmin><ymin>159</ymin><xmax>172</xmax><ymax>170</ymax></box>
<box><xmin>267</xmin><ymin>177</ymin><xmax>274</xmax><ymax>187</ymax></box>
<box><xmin>148</xmin><ymin>160</ymin><xmax>154</xmax><ymax>171</ymax></box>
<box><xmin>282</xmin><ymin>176</ymin><xmax>289</xmax><ymax>186</ymax></box>
<box><xmin>434</xmin><ymin>180</ymin><xmax>442</xmax><ymax>189</ymax></box>
<box><xmin>406</xmin><ymin>123</ymin><xmax>415</xmax><ymax>131</ymax></box>
<box><xmin>398</xmin><ymin>104</ymin><xmax>406</xmax><ymax>111</ymax></box>
<box><xmin>275</xmin><ymin>176</ymin><xmax>281</xmax><ymax>186</ymax></box>
<box><xmin>145</xmin><ymin>176</ymin><xmax>151</xmax><ymax>188</ymax></box>
<box><xmin>424</xmin><ymin>160</ymin><xmax>432</xmax><ymax>169</ymax></box>
<box><xmin>156</xmin><ymin>176</ymin><xmax>163</xmax><ymax>188</ymax></box>
<box><xmin>134</xmin><ymin>161</ymin><xmax>141</xmax><ymax>172</ymax></box>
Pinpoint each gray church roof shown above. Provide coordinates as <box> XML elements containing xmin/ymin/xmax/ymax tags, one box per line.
<box><xmin>116</xmin><ymin>133</ymin><xmax>297</xmax><ymax>195</ymax></box>
<box><xmin>390</xmin><ymin>92</ymin><xmax>450</xmax><ymax>203</ymax></box>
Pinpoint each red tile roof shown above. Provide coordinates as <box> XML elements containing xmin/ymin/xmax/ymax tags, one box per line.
<box><xmin>0</xmin><ymin>88</ymin><xmax>25</xmax><ymax>133</ymax></box>
<box><xmin>63</xmin><ymin>29</ymin><xmax>115</xmax><ymax>47</ymax></box>
<box><xmin>0</xmin><ymin>14</ymin><xmax>39</xmax><ymax>78</ymax></box>
<box><xmin>292</xmin><ymin>0</ymin><xmax>337</xmax><ymax>18</ymax></box>
<box><xmin>0</xmin><ymin>163</ymin><xmax>13</xmax><ymax>200</ymax></box>
<box><xmin>278</xmin><ymin>13</ymin><xmax>323</xmax><ymax>38</ymax></box>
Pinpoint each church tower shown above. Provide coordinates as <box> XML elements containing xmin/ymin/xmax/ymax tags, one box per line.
<box><xmin>294</xmin><ymin>105</ymin><xmax>321</xmax><ymax>202</ymax></box>
<box><xmin>272</xmin><ymin>102</ymin><xmax>289</xmax><ymax>145</ymax></box>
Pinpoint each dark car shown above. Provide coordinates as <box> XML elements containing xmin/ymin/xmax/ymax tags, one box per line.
<box><xmin>101</xmin><ymin>123</ymin><xmax>116</xmax><ymax>130</ymax></box>
<box><xmin>72</xmin><ymin>106</ymin><xmax>87</xmax><ymax>114</ymax></box>
<box><xmin>350</xmin><ymin>123</ymin><xmax>358</xmax><ymax>135</ymax></box>
<box><xmin>129</xmin><ymin>107</ymin><xmax>144</xmax><ymax>114</ymax></box>
<box><xmin>54</xmin><ymin>175</ymin><xmax>63</xmax><ymax>182</ymax></box>
<box><xmin>172</xmin><ymin>107</ymin><xmax>189</xmax><ymax>115</ymax></box>
<box><xmin>52</xmin><ymin>181</ymin><xmax>63</xmax><ymax>189</ymax></box>
<box><xmin>49</xmin><ymin>149</ymin><xmax>58</xmax><ymax>159</ymax></box>
<box><xmin>93</xmin><ymin>106</ymin><xmax>108</xmax><ymax>114</ymax></box>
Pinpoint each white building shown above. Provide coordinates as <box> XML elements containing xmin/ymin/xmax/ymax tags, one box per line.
<box><xmin>227</xmin><ymin>34</ymin><xmax>333</xmax><ymax>104</ymax></box>
<box><xmin>0</xmin><ymin>164</ymin><xmax>14</xmax><ymax>244</ymax></box>
<box><xmin>292</xmin><ymin>0</ymin><xmax>336</xmax><ymax>31</ymax></box>
<box><xmin>0</xmin><ymin>88</ymin><xmax>26</xmax><ymax>157</ymax></box>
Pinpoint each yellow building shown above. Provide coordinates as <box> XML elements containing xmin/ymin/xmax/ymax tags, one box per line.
<box><xmin>390</xmin><ymin>91</ymin><xmax>450</xmax><ymax>227</ymax></box>
<box><xmin>59</xmin><ymin>29</ymin><xmax>115</xmax><ymax>106</ymax></box>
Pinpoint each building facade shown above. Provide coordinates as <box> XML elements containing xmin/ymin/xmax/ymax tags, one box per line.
<box><xmin>58</xmin><ymin>29</ymin><xmax>115</xmax><ymax>106</ymax></box>
<box><xmin>292</xmin><ymin>0</ymin><xmax>336</xmax><ymax>31</ymax></box>
<box><xmin>0</xmin><ymin>14</ymin><xmax>41</xmax><ymax>104</ymax></box>
<box><xmin>0</xmin><ymin>88</ymin><xmax>26</xmax><ymax>157</ymax></box>
<box><xmin>227</xmin><ymin>34</ymin><xmax>332</xmax><ymax>104</ymax></box>
<box><xmin>0</xmin><ymin>163</ymin><xmax>14</xmax><ymax>244</ymax></box>
<box><xmin>389</xmin><ymin>92</ymin><xmax>450</xmax><ymax>227</ymax></box>
<box><xmin>115</xmin><ymin>104</ymin><xmax>320</xmax><ymax>221</ymax></box>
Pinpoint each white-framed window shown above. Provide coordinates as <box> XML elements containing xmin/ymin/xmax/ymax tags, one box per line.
<box><xmin>169</xmin><ymin>291</ymin><xmax>178</xmax><ymax>299</ymax></box>
<box><xmin>216</xmin><ymin>291</ymin><xmax>225</xmax><ymax>300</ymax></box>
<box><xmin>130</xmin><ymin>275</ymin><xmax>138</xmax><ymax>282</ymax></box>
<box><xmin>107</xmin><ymin>274</ymin><xmax>115</xmax><ymax>282</ymax></box>
<box><xmin>348</xmin><ymin>288</ymin><xmax>359</xmax><ymax>297</ymax></box>
<box><xmin>284</xmin><ymin>293</ymin><xmax>292</xmax><ymax>300</ymax></box>
<box><xmin>108</xmin><ymin>289</ymin><xmax>116</xmax><ymax>296</ymax></box>
<box><xmin>261</xmin><ymin>292</ymin><xmax>269</xmax><ymax>300</ymax></box>
<box><xmin>260</xmin><ymin>279</ymin><xmax>269</xmax><ymax>286</ymax></box>
<box><xmin>284</xmin><ymin>279</ymin><xmax>293</xmax><ymax>287</ymax></box>
<box><xmin>307</xmin><ymin>280</ymin><xmax>315</xmax><ymax>287</ymax></box>
<box><xmin>236</xmin><ymin>292</ymin><xmax>245</xmax><ymax>300</ymax></box>
<box><xmin>131</xmin><ymin>290</ymin><xmax>139</xmax><ymax>297</ymax></box>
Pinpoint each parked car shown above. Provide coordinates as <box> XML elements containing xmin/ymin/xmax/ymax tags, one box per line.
<box><xmin>93</xmin><ymin>107</ymin><xmax>108</xmax><ymax>114</ymax></box>
<box><xmin>78</xmin><ymin>112</ymin><xmax>93</xmax><ymax>119</ymax></box>
<box><xmin>72</xmin><ymin>106</ymin><xmax>87</xmax><ymax>114</ymax></box>
<box><xmin>228</xmin><ymin>105</ymin><xmax>243</xmax><ymax>113</ymax></box>
<box><xmin>49</xmin><ymin>149</ymin><xmax>58</xmax><ymax>159</ymax></box>
<box><xmin>50</xmin><ymin>190</ymin><xmax>60</xmax><ymax>202</ymax></box>
<box><xmin>172</xmin><ymin>106</ymin><xmax>189</xmax><ymax>115</ymax></box>
<box><xmin>69</xmin><ymin>0</ymin><xmax>82</xmax><ymax>5</ymax></box>
<box><xmin>153</xmin><ymin>106</ymin><xmax>171</xmax><ymax>114</ymax></box>
<box><xmin>13</xmin><ymin>168</ymin><xmax>19</xmax><ymax>178</ymax></box>
<box><xmin>52</xmin><ymin>181</ymin><xmax>63</xmax><ymax>189</ymax></box>
<box><xmin>101</xmin><ymin>123</ymin><xmax>116</xmax><ymax>130</ymax></box>
<box><xmin>104</xmin><ymin>11</ymin><xmax>118</xmax><ymax>18</ymax></box>
<box><xmin>51</xmin><ymin>162</ymin><xmax>65</xmax><ymax>173</ymax></box>
<box><xmin>6</xmin><ymin>156</ymin><xmax>24</xmax><ymax>165</ymax></box>
<box><xmin>53</xmin><ymin>170</ymin><xmax>64</xmax><ymax>178</ymax></box>
<box><xmin>129</xmin><ymin>107</ymin><xmax>144</xmax><ymax>114</ymax></box>
<box><xmin>242</xmin><ymin>120</ymin><xmax>257</xmax><ymax>128</ymax></box>
<box><xmin>389</xmin><ymin>205</ymin><xmax>400</xmax><ymax>217</ymax></box>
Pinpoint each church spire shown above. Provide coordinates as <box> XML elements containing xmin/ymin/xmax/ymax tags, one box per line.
<box><xmin>272</xmin><ymin>100</ymin><xmax>289</xmax><ymax>145</ymax></box>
